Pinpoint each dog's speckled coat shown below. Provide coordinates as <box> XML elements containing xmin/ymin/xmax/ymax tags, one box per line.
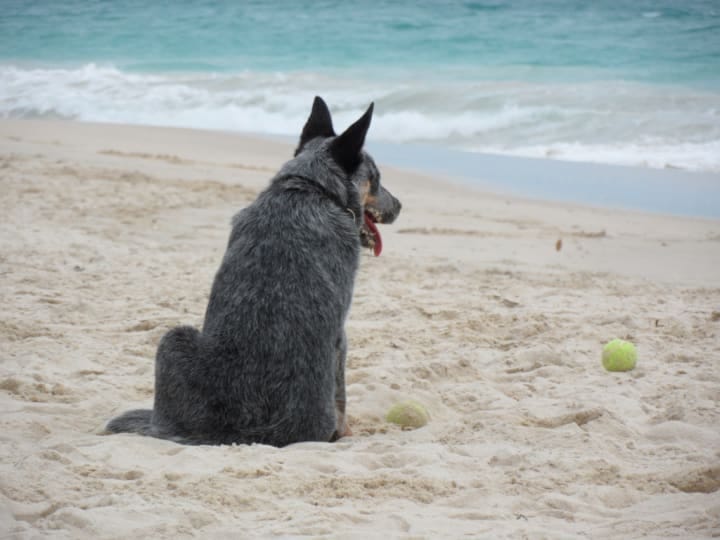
<box><xmin>107</xmin><ymin>97</ymin><xmax>401</xmax><ymax>446</ymax></box>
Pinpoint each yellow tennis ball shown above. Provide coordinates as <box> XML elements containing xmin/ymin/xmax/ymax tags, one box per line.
<box><xmin>386</xmin><ymin>400</ymin><xmax>429</xmax><ymax>429</ymax></box>
<box><xmin>602</xmin><ymin>339</ymin><xmax>637</xmax><ymax>371</ymax></box>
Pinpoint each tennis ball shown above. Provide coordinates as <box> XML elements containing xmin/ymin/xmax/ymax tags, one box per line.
<box><xmin>602</xmin><ymin>339</ymin><xmax>637</xmax><ymax>371</ymax></box>
<box><xmin>386</xmin><ymin>400</ymin><xmax>429</xmax><ymax>429</ymax></box>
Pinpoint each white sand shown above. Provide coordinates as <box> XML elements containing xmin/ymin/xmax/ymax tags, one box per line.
<box><xmin>1</xmin><ymin>120</ymin><xmax>719</xmax><ymax>539</ymax></box>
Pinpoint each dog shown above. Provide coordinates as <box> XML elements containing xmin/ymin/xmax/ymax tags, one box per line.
<box><xmin>106</xmin><ymin>96</ymin><xmax>401</xmax><ymax>446</ymax></box>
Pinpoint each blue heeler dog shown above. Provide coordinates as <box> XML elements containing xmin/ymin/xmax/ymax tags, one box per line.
<box><xmin>106</xmin><ymin>97</ymin><xmax>402</xmax><ymax>446</ymax></box>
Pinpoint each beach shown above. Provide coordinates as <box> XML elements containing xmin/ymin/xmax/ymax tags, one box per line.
<box><xmin>1</xmin><ymin>119</ymin><xmax>719</xmax><ymax>538</ymax></box>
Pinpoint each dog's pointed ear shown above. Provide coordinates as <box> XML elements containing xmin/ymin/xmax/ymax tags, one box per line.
<box><xmin>330</xmin><ymin>102</ymin><xmax>373</xmax><ymax>173</ymax></box>
<box><xmin>295</xmin><ymin>96</ymin><xmax>336</xmax><ymax>156</ymax></box>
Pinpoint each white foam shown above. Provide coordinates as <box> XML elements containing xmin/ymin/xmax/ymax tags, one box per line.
<box><xmin>466</xmin><ymin>140</ymin><xmax>720</xmax><ymax>172</ymax></box>
<box><xmin>2</xmin><ymin>63</ymin><xmax>719</xmax><ymax>172</ymax></box>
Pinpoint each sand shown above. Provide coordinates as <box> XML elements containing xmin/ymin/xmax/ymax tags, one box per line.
<box><xmin>1</xmin><ymin>119</ymin><xmax>719</xmax><ymax>539</ymax></box>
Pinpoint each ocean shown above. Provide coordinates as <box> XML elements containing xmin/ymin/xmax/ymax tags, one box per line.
<box><xmin>1</xmin><ymin>0</ymin><xmax>720</xmax><ymax>174</ymax></box>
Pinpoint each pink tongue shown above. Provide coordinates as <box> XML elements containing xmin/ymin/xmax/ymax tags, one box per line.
<box><xmin>363</xmin><ymin>212</ymin><xmax>382</xmax><ymax>257</ymax></box>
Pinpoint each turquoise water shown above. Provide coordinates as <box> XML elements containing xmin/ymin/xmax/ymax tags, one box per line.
<box><xmin>3</xmin><ymin>0</ymin><xmax>720</xmax><ymax>83</ymax></box>
<box><xmin>1</xmin><ymin>0</ymin><xmax>720</xmax><ymax>173</ymax></box>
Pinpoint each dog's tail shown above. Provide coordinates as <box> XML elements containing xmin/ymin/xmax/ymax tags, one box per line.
<box><xmin>106</xmin><ymin>409</ymin><xmax>154</xmax><ymax>436</ymax></box>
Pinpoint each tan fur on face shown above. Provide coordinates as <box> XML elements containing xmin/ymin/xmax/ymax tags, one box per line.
<box><xmin>358</xmin><ymin>178</ymin><xmax>372</xmax><ymax>207</ymax></box>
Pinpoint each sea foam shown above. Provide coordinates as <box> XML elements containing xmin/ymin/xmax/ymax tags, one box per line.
<box><xmin>2</xmin><ymin>63</ymin><xmax>719</xmax><ymax>172</ymax></box>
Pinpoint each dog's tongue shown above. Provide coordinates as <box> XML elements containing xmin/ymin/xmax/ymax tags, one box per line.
<box><xmin>364</xmin><ymin>212</ymin><xmax>382</xmax><ymax>257</ymax></box>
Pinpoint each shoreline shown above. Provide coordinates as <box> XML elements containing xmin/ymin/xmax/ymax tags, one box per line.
<box><xmin>368</xmin><ymin>140</ymin><xmax>720</xmax><ymax>220</ymax></box>
<box><xmin>5</xmin><ymin>117</ymin><xmax>720</xmax><ymax>220</ymax></box>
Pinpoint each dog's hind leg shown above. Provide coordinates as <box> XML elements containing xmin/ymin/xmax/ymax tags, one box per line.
<box><xmin>150</xmin><ymin>325</ymin><xmax>209</xmax><ymax>439</ymax></box>
<box><xmin>330</xmin><ymin>331</ymin><xmax>352</xmax><ymax>441</ymax></box>
<box><xmin>106</xmin><ymin>325</ymin><xmax>208</xmax><ymax>442</ymax></box>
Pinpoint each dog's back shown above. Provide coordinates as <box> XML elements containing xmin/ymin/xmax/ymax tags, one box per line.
<box><xmin>188</xmin><ymin>182</ymin><xmax>360</xmax><ymax>445</ymax></box>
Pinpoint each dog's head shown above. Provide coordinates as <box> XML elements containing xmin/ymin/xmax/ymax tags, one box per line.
<box><xmin>294</xmin><ymin>97</ymin><xmax>401</xmax><ymax>256</ymax></box>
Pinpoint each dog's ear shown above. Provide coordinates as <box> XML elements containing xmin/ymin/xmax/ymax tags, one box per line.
<box><xmin>295</xmin><ymin>96</ymin><xmax>336</xmax><ymax>156</ymax></box>
<box><xmin>330</xmin><ymin>103</ymin><xmax>374</xmax><ymax>173</ymax></box>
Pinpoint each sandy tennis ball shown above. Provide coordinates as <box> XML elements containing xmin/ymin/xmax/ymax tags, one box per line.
<box><xmin>386</xmin><ymin>400</ymin><xmax>429</xmax><ymax>429</ymax></box>
<box><xmin>602</xmin><ymin>339</ymin><xmax>637</xmax><ymax>371</ymax></box>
